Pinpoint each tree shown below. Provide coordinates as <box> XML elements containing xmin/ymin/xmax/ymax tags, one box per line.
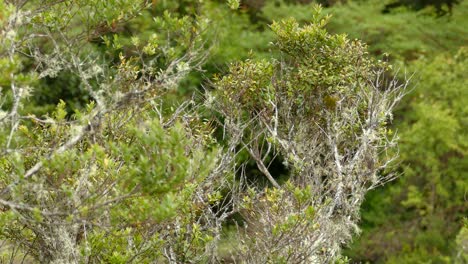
<box><xmin>209</xmin><ymin>8</ymin><xmax>407</xmax><ymax>261</ymax></box>
<box><xmin>0</xmin><ymin>1</ymin><xmax>406</xmax><ymax>262</ymax></box>
<box><xmin>0</xmin><ymin>1</ymin><xmax>228</xmax><ymax>262</ymax></box>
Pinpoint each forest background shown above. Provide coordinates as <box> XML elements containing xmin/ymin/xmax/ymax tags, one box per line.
<box><xmin>0</xmin><ymin>0</ymin><xmax>466</xmax><ymax>263</ymax></box>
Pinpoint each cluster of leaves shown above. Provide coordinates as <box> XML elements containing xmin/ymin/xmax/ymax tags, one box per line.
<box><xmin>211</xmin><ymin>6</ymin><xmax>406</xmax><ymax>262</ymax></box>
<box><xmin>1</xmin><ymin>103</ymin><xmax>219</xmax><ymax>262</ymax></box>
<box><xmin>0</xmin><ymin>1</ymin><xmax>232</xmax><ymax>263</ymax></box>
<box><xmin>246</xmin><ymin>0</ymin><xmax>468</xmax><ymax>62</ymax></box>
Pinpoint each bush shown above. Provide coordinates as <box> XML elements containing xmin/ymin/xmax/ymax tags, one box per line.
<box><xmin>0</xmin><ymin>1</ymin><xmax>406</xmax><ymax>262</ymax></box>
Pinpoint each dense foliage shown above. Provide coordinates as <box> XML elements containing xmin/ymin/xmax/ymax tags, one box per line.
<box><xmin>0</xmin><ymin>0</ymin><xmax>466</xmax><ymax>263</ymax></box>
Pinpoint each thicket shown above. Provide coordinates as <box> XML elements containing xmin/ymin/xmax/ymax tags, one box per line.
<box><xmin>0</xmin><ymin>0</ymin><xmax>466</xmax><ymax>263</ymax></box>
<box><xmin>0</xmin><ymin>0</ymin><xmax>408</xmax><ymax>263</ymax></box>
